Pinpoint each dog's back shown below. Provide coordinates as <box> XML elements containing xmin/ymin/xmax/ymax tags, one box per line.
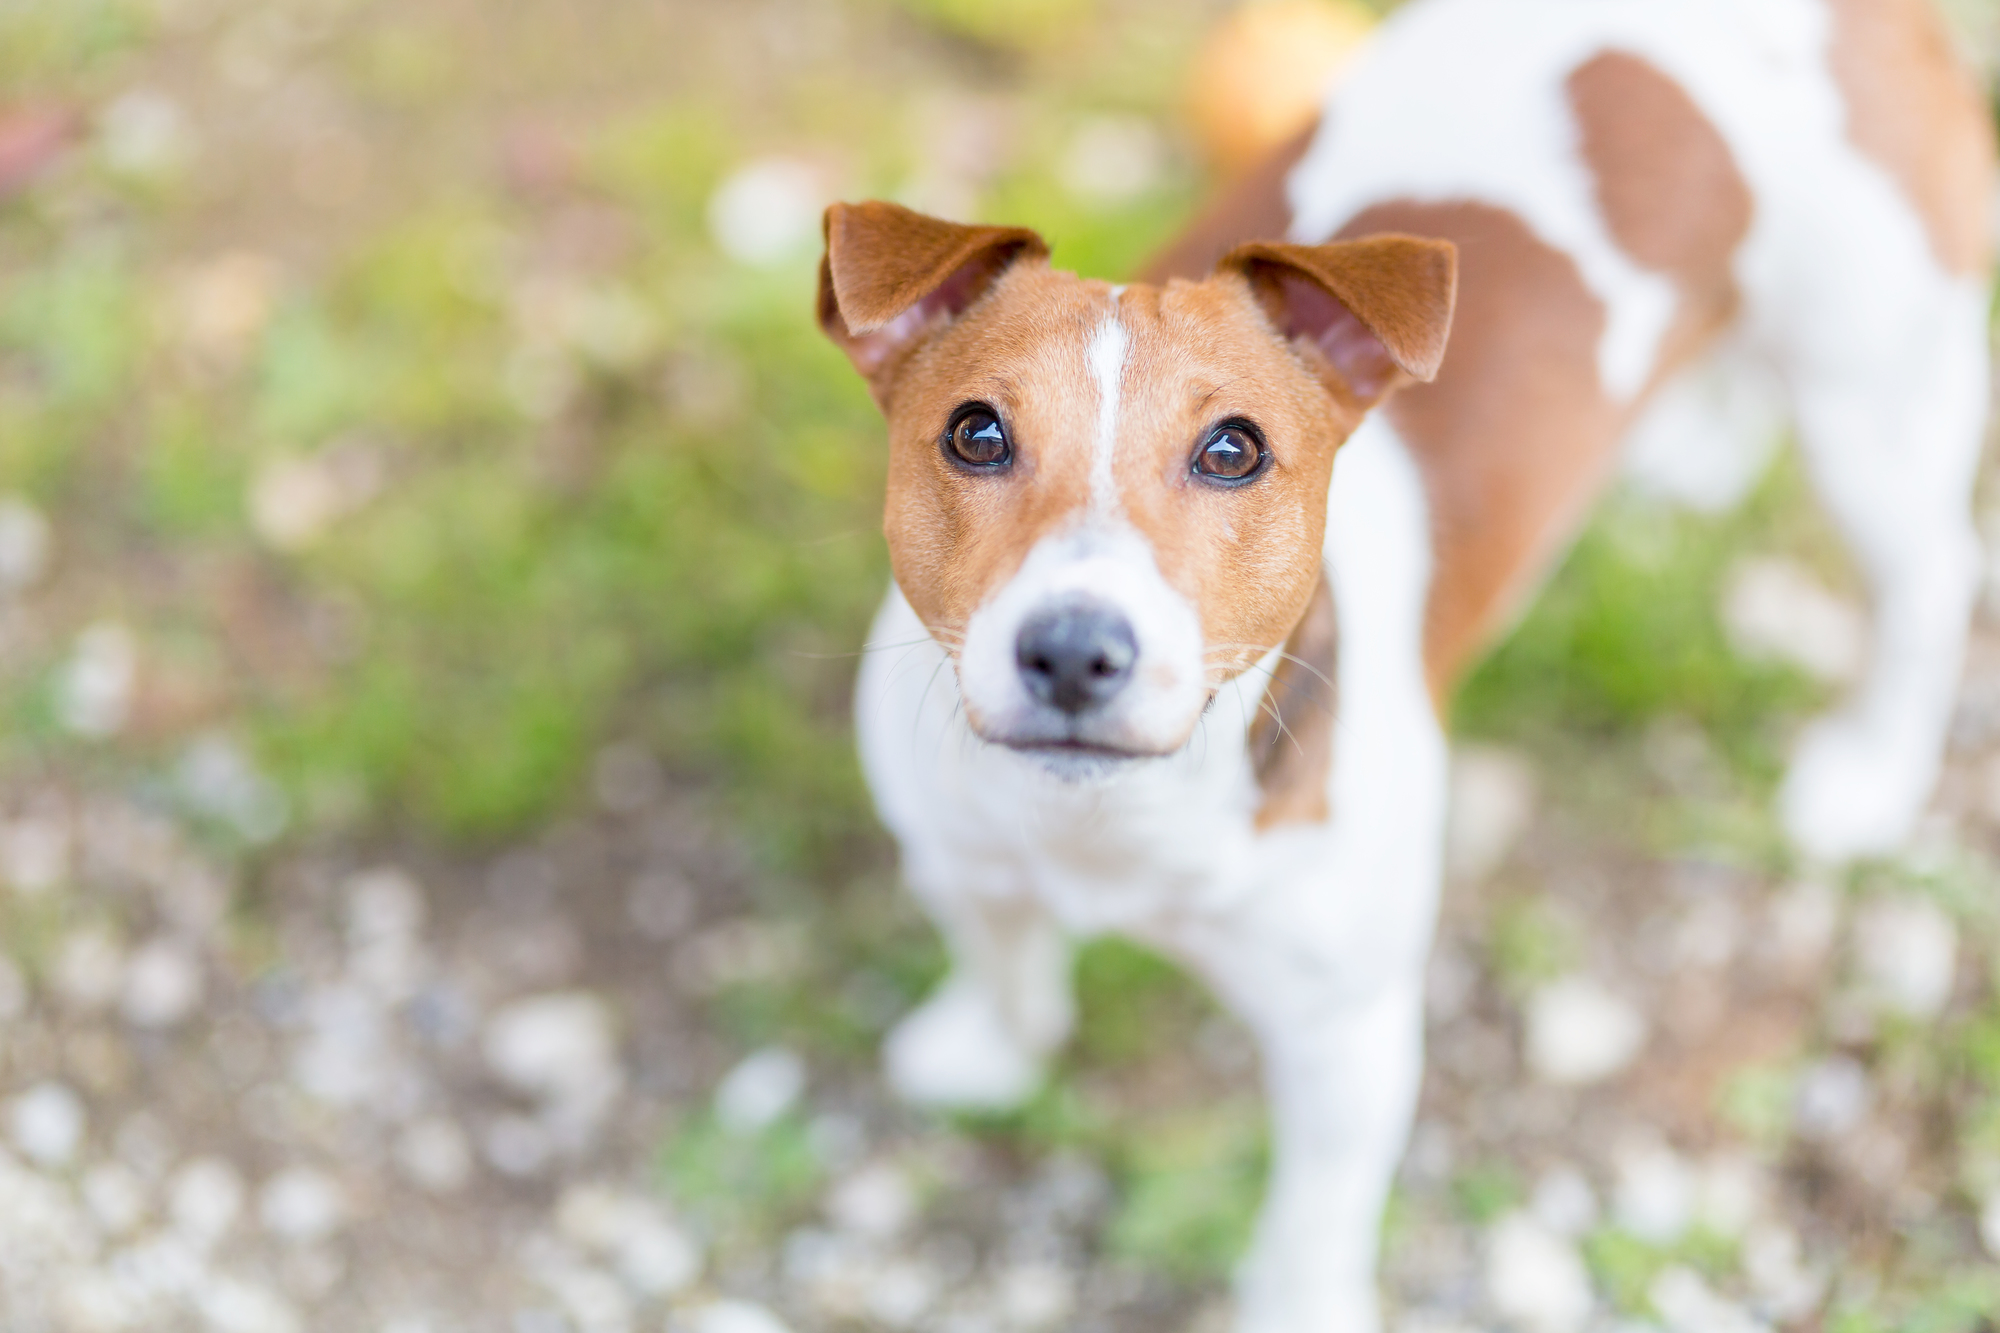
<box><xmin>1154</xmin><ymin>0</ymin><xmax>1993</xmax><ymax>695</ymax></box>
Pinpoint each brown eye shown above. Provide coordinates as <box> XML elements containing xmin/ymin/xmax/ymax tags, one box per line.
<box><xmin>1194</xmin><ymin>422</ymin><xmax>1266</xmax><ymax>484</ymax></box>
<box><xmin>945</xmin><ymin>405</ymin><xmax>1011</xmax><ymax>469</ymax></box>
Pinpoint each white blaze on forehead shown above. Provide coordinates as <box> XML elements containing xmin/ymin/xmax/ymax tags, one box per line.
<box><xmin>1087</xmin><ymin>304</ymin><xmax>1130</xmax><ymax>517</ymax></box>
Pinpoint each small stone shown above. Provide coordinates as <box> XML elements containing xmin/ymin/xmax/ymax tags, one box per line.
<box><xmin>258</xmin><ymin>1166</ymin><xmax>347</xmax><ymax>1242</ymax></box>
<box><xmin>394</xmin><ymin>1116</ymin><xmax>473</xmax><ymax>1194</ymax></box>
<box><xmin>1524</xmin><ymin>977</ymin><xmax>1646</xmax><ymax>1085</ymax></box>
<box><xmin>482</xmin><ymin>991</ymin><xmax>622</xmax><ymax>1109</ymax></box>
<box><xmin>715</xmin><ymin>1047</ymin><xmax>806</xmax><ymax>1134</ymax></box>
<box><xmin>1742</xmin><ymin>1223</ymin><xmax>1825</xmax><ymax>1319</ymax></box>
<box><xmin>826</xmin><ymin>1160</ymin><xmax>917</xmax><ymax>1240</ymax></box>
<box><xmin>1649</xmin><ymin>1265</ymin><xmax>1767</xmax><ymax>1333</ymax></box>
<box><xmin>482</xmin><ymin>1113</ymin><xmax>553</xmax><ymax>1177</ymax></box>
<box><xmin>54</xmin><ymin>927</ymin><xmax>125</xmax><ymax>1012</ymax></box>
<box><xmin>192</xmin><ymin>1274</ymin><xmax>302</xmax><ymax>1333</ymax></box>
<box><xmin>176</xmin><ymin>733</ymin><xmax>288</xmax><ymax>843</ymax></box>
<box><xmin>1793</xmin><ymin>1056</ymin><xmax>1871</xmax><ymax>1141</ymax></box>
<box><xmin>535</xmin><ymin>1261</ymin><xmax>632</xmax><ymax>1333</ymax></box>
<box><xmin>0</xmin><ymin>808</ymin><xmax>70</xmax><ymax>894</ymax></box>
<box><xmin>1851</xmin><ymin>895</ymin><xmax>1957</xmax><ymax>1019</ymax></box>
<box><xmin>347</xmin><ymin>866</ymin><xmax>426</xmax><ymax>941</ymax></box>
<box><xmin>707</xmin><ymin>159</ymin><xmax>826</xmax><ymax>267</ymax></box>
<box><xmin>1694</xmin><ymin>1154</ymin><xmax>1764</xmax><ymax>1238</ymax></box>
<box><xmin>120</xmin><ymin>937</ymin><xmax>204</xmax><ymax>1028</ymax></box>
<box><xmin>81</xmin><ymin>1160</ymin><xmax>147</xmax><ymax>1236</ymax></box>
<box><xmin>593</xmin><ymin>742</ymin><xmax>665</xmax><ymax>814</ymax></box>
<box><xmin>689</xmin><ymin>1299</ymin><xmax>796</xmax><ymax>1333</ymax></box>
<box><xmin>0</xmin><ymin>494</ymin><xmax>50</xmax><ymax>591</ymax></box>
<box><xmin>866</xmin><ymin>1256</ymin><xmax>942</xmax><ymax>1328</ymax></box>
<box><xmin>615</xmin><ymin>1215</ymin><xmax>701</xmax><ymax>1297</ymax></box>
<box><xmin>995</xmin><ymin>1263</ymin><xmax>1075</xmax><ymax>1331</ymax></box>
<box><xmin>247</xmin><ymin>448</ymin><xmax>381</xmax><ymax>552</ymax></box>
<box><xmin>1613</xmin><ymin>1134</ymin><xmax>1695</xmax><ymax>1245</ymax></box>
<box><xmin>10</xmin><ymin>1080</ymin><xmax>85</xmax><ymax>1166</ymax></box>
<box><xmin>1979</xmin><ymin>1188</ymin><xmax>2000</xmax><ymax>1260</ymax></box>
<box><xmin>1720</xmin><ymin>556</ymin><xmax>1863</xmax><ymax>684</ymax></box>
<box><xmin>626</xmin><ymin>868</ymin><xmax>697</xmax><ymax>941</ymax></box>
<box><xmin>1447</xmin><ymin>747</ymin><xmax>1538</xmax><ymax>881</ymax></box>
<box><xmin>1529</xmin><ymin>1165</ymin><xmax>1598</xmax><ymax>1239</ymax></box>
<box><xmin>170</xmin><ymin>1156</ymin><xmax>245</xmax><ymax>1245</ymax></box>
<box><xmin>1483</xmin><ymin>1212</ymin><xmax>1593</xmax><ymax>1333</ymax></box>
<box><xmin>58</xmin><ymin>622</ymin><xmax>137</xmax><ymax>738</ymax></box>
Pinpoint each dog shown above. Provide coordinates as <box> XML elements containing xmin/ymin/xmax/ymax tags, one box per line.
<box><xmin>816</xmin><ymin>0</ymin><xmax>1993</xmax><ymax>1326</ymax></box>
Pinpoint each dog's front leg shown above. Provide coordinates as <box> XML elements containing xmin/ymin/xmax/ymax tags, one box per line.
<box><xmin>1177</xmin><ymin>912</ymin><xmax>1428</xmax><ymax>1333</ymax></box>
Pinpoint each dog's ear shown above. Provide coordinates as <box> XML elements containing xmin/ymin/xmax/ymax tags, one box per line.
<box><xmin>818</xmin><ymin>201</ymin><xmax>1049</xmax><ymax>399</ymax></box>
<box><xmin>1220</xmin><ymin>234</ymin><xmax>1458</xmax><ymax>408</ymax></box>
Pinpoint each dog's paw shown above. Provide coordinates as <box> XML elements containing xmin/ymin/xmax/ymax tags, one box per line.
<box><xmin>1780</xmin><ymin>715</ymin><xmax>1932</xmax><ymax>863</ymax></box>
<box><xmin>883</xmin><ymin>978</ymin><xmax>1042</xmax><ymax>1111</ymax></box>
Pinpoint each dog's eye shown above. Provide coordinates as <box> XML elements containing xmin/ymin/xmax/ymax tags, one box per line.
<box><xmin>1194</xmin><ymin>422</ymin><xmax>1266</xmax><ymax>484</ymax></box>
<box><xmin>945</xmin><ymin>406</ymin><xmax>1011</xmax><ymax>469</ymax></box>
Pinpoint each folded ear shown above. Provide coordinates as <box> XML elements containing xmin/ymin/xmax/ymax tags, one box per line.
<box><xmin>818</xmin><ymin>201</ymin><xmax>1049</xmax><ymax>397</ymax></box>
<box><xmin>1220</xmin><ymin>234</ymin><xmax>1458</xmax><ymax>408</ymax></box>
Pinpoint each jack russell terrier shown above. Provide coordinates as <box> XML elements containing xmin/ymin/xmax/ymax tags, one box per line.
<box><xmin>816</xmin><ymin>0</ymin><xmax>1993</xmax><ymax>1325</ymax></box>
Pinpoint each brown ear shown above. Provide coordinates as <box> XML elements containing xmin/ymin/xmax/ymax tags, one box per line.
<box><xmin>817</xmin><ymin>201</ymin><xmax>1049</xmax><ymax>396</ymax></box>
<box><xmin>1221</xmin><ymin>234</ymin><xmax>1458</xmax><ymax>407</ymax></box>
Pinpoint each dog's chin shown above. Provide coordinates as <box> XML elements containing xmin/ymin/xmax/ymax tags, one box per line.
<box><xmin>1005</xmin><ymin>740</ymin><xmax>1159</xmax><ymax>784</ymax></box>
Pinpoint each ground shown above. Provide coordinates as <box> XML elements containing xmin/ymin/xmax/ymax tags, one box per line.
<box><xmin>3</xmin><ymin>1</ymin><xmax>2000</xmax><ymax>1331</ymax></box>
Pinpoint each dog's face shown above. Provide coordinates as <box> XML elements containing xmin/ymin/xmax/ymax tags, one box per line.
<box><xmin>819</xmin><ymin>202</ymin><xmax>1455</xmax><ymax>770</ymax></box>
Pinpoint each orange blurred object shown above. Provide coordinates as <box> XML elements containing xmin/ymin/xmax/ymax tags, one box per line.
<box><xmin>1186</xmin><ymin>0</ymin><xmax>1377</xmax><ymax>174</ymax></box>
<box><xmin>0</xmin><ymin>105</ymin><xmax>75</xmax><ymax>200</ymax></box>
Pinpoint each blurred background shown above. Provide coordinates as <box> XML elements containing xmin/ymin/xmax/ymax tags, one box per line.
<box><xmin>4</xmin><ymin>0</ymin><xmax>2000</xmax><ymax>1330</ymax></box>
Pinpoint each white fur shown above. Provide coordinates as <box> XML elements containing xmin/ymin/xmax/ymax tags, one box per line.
<box><xmin>861</xmin><ymin>1</ymin><xmax>1989</xmax><ymax>1327</ymax></box>
<box><xmin>1087</xmin><ymin>311</ymin><xmax>1130</xmax><ymax>517</ymax></box>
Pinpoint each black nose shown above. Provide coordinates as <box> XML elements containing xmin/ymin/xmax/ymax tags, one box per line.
<box><xmin>1015</xmin><ymin>601</ymin><xmax>1138</xmax><ymax>715</ymax></box>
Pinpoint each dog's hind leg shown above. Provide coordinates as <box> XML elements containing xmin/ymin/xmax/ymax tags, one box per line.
<box><xmin>1770</xmin><ymin>266</ymin><xmax>1987</xmax><ymax>861</ymax></box>
<box><xmin>883</xmin><ymin>880</ymin><xmax>1074</xmax><ymax>1111</ymax></box>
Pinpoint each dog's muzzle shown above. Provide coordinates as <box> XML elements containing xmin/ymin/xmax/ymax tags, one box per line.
<box><xmin>1014</xmin><ymin>598</ymin><xmax>1137</xmax><ymax>716</ymax></box>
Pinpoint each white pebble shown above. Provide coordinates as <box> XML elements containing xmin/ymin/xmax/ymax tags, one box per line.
<box><xmin>0</xmin><ymin>810</ymin><xmax>70</xmax><ymax>895</ymax></box>
<box><xmin>866</xmin><ymin>1256</ymin><xmax>941</xmax><ymax>1328</ymax></box>
<box><xmin>99</xmin><ymin>90</ymin><xmax>194</xmax><ymax>179</ymax></box>
<box><xmin>346</xmin><ymin>866</ymin><xmax>426</xmax><ymax>941</ymax></box>
<box><xmin>192</xmin><ymin>1273</ymin><xmax>302</xmax><ymax>1333</ymax></box>
<box><xmin>1720</xmin><ymin>556</ymin><xmax>1863</xmax><ymax>684</ymax></box>
<box><xmin>707</xmin><ymin>159</ymin><xmax>827</xmax><ymax>267</ymax></box>
<box><xmin>10</xmin><ymin>1080</ymin><xmax>86</xmax><ymax>1166</ymax></box>
<box><xmin>825</xmin><ymin>1160</ymin><xmax>917</xmax><ymax>1240</ymax></box>
<box><xmin>1447</xmin><ymin>747</ymin><xmax>1538</xmax><ymax>881</ymax></box>
<box><xmin>258</xmin><ymin>1166</ymin><xmax>347</xmax><ymax>1242</ymax></box>
<box><xmin>688</xmin><ymin>1299</ymin><xmax>796</xmax><ymax>1333</ymax></box>
<box><xmin>1980</xmin><ymin>1188</ymin><xmax>2000</xmax><ymax>1260</ymax></box>
<box><xmin>176</xmin><ymin>733</ymin><xmax>288</xmax><ymax>843</ymax></box>
<box><xmin>120</xmin><ymin>937</ymin><xmax>204</xmax><ymax>1028</ymax></box>
<box><xmin>1525</xmin><ymin>977</ymin><xmax>1646</xmax><ymax>1085</ymax></box>
<box><xmin>394</xmin><ymin>1116</ymin><xmax>473</xmax><ymax>1194</ymax></box>
<box><xmin>1851</xmin><ymin>895</ymin><xmax>1957</xmax><ymax>1019</ymax></box>
<box><xmin>715</xmin><ymin>1047</ymin><xmax>806</xmax><ymax>1134</ymax></box>
<box><xmin>1742</xmin><ymin>1223</ymin><xmax>1826</xmax><ymax>1319</ymax></box>
<box><xmin>58</xmin><ymin>622</ymin><xmax>137</xmax><ymax>738</ymax></box>
<box><xmin>1612</xmin><ymin>1134</ymin><xmax>1695</xmax><ymax>1244</ymax></box>
<box><xmin>54</xmin><ymin>927</ymin><xmax>125</xmax><ymax>1013</ymax></box>
<box><xmin>1694</xmin><ymin>1154</ymin><xmax>1765</xmax><ymax>1238</ymax></box>
<box><xmin>1649</xmin><ymin>1265</ymin><xmax>1768</xmax><ymax>1333</ymax></box>
<box><xmin>1484</xmin><ymin>1212</ymin><xmax>1593</xmax><ymax>1333</ymax></box>
<box><xmin>481</xmin><ymin>1113</ymin><xmax>552</xmax><ymax>1178</ymax></box>
<box><xmin>616</xmin><ymin>1215</ymin><xmax>702</xmax><ymax>1297</ymax></box>
<box><xmin>81</xmin><ymin>1160</ymin><xmax>148</xmax><ymax>1236</ymax></box>
<box><xmin>996</xmin><ymin>1262</ymin><xmax>1075</xmax><ymax>1330</ymax></box>
<box><xmin>1793</xmin><ymin>1056</ymin><xmax>1871</xmax><ymax>1140</ymax></box>
<box><xmin>1529</xmin><ymin>1165</ymin><xmax>1599</xmax><ymax>1239</ymax></box>
<box><xmin>170</xmin><ymin>1156</ymin><xmax>245</xmax><ymax>1245</ymax></box>
<box><xmin>0</xmin><ymin>494</ymin><xmax>51</xmax><ymax>591</ymax></box>
<box><xmin>482</xmin><ymin>991</ymin><xmax>621</xmax><ymax>1105</ymax></box>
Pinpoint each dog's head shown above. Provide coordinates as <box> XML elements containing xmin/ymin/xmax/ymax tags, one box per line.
<box><xmin>819</xmin><ymin>201</ymin><xmax>1456</xmax><ymax>771</ymax></box>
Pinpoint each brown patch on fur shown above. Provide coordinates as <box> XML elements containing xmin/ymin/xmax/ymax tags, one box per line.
<box><xmin>1569</xmin><ymin>50</ymin><xmax>1752</xmax><ymax>346</ymax></box>
<box><xmin>1826</xmin><ymin>0</ymin><xmax>1995</xmax><ymax>276</ymax></box>
<box><xmin>1139</xmin><ymin>120</ymin><xmax>1318</xmax><ymax>284</ymax></box>
<box><xmin>1345</xmin><ymin>202</ymin><xmax>1625</xmax><ymax>698</ymax></box>
<box><xmin>1249</xmin><ymin>568</ymin><xmax>1337</xmax><ymax>829</ymax></box>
